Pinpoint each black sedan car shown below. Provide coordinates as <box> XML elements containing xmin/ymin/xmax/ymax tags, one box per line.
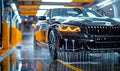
<box><xmin>36</xmin><ymin>8</ymin><xmax>120</xmax><ymax>59</ymax></box>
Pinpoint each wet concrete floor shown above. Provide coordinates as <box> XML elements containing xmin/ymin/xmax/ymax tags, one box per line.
<box><xmin>15</xmin><ymin>32</ymin><xmax>120</xmax><ymax>71</ymax></box>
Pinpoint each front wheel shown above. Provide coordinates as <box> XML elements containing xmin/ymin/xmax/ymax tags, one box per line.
<box><xmin>48</xmin><ymin>30</ymin><xmax>59</xmax><ymax>59</ymax></box>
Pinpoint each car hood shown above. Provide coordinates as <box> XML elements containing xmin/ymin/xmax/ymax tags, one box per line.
<box><xmin>56</xmin><ymin>17</ymin><xmax>120</xmax><ymax>26</ymax></box>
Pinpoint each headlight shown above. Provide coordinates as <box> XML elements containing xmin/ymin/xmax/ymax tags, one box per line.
<box><xmin>58</xmin><ymin>25</ymin><xmax>81</xmax><ymax>32</ymax></box>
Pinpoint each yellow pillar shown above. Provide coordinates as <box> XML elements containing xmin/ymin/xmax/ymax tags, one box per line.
<box><xmin>0</xmin><ymin>22</ymin><xmax>10</xmax><ymax>71</ymax></box>
<box><xmin>10</xmin><ymin>28</ymin><xmax>17</xmax><ymax>47</ymax></box>
<box><xmin>36</xmin><ymin>60</ymin><xmax>43</xmax><ymax>71</ymax></box>
<box><xmin>11</xmin><ymin>52</ymin><xmax>17</xmax><ymax>66</ymax></box>
<box><xmin>10</xmin><ymin>28</ymin><xmax>22</xmax><ymax>47</ymax></box>
<box><xmin>35</xmin><ymin>30</ymin><xmax>45</xmax><ymax>42</ymax></box>
<box><xmin>2</xmin><ymin>22</ymin><xmax>10</xmax><ymax>49</ymax></box>
<box><xmin>2</xmin><ymin>56</ymin><xmax>10</xmax><ymax>71</ymax></box>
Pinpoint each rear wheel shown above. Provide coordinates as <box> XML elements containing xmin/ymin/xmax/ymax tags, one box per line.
<box><xmin>48</xmin><ymin>30</ymin><xmax>59</xmax><ymax>59</ymax></box>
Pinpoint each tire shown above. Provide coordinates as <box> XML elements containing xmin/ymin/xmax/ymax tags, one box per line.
<box><xmin>48</xmin><ymin>30</ymin><xmax>59</xmax><ymax>59</ymax></box>
<box><xmin>48</xmin><ymin>60</ymin><xmax>57</xmax><ymax>71</ymax></box>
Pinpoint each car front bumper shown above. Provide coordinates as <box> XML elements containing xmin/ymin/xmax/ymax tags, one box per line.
<box><xmin>58</xmin><ymin>33</ymin><xmax>120</xmax><ymax>51</ymax></box>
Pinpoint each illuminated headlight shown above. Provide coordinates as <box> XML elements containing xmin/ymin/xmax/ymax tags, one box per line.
<box><xmin>58</xmin><ymin>25</ymin><xmax>81</xmax><ymax>32</ymax></box>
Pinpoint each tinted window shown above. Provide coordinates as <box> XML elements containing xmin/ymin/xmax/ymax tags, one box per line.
<box><xmin>50</xmin><ymin>8</ymin><xmax>102</xmax><ymax>18</ymax></box>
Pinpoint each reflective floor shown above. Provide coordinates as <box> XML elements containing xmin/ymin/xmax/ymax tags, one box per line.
<box><xmin>15</xmin><ymin>32</ymin><xmax>120</xmax><ymax>71</ymax></box>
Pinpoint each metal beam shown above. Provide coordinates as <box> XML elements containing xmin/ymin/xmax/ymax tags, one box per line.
<box><xmin>19</xmin><ymin>5</ymin><xmax>39</xmax><ymax>9</ymax></box>
<box><xmin>18</xmin><ymin>2</ymin><xmax>93</xmax><ymax>6</ymax></box>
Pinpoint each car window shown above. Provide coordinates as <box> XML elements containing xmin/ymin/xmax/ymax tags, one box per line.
<box><xmin>48</xmin><ymin>8</ymin><xmax>103</xmax><ymax>23</ymax></box>
<box><xmin>51</xmin><ymin>9</ymin><xmax>68</xmax><ymax>17</ymax></box>
<box><xmin>82</xmin><ymin>9</ymin><xmax>102</xmax><ymax>17</ymax></box>
<box><xmin>50</xmin><ymin>8</ymin><xmax>102</xmax><ymax>18</ymax></box>
<box><xmin>87</xmin><ymin>12</ymin><xmax>98</xmax><ymax>17</ymax></box>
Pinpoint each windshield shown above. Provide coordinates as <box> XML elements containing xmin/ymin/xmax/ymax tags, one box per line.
<box><xmin>51</xmin><ymin>8</ymin><xmax>102</xmax><ymax>18</ymax></box>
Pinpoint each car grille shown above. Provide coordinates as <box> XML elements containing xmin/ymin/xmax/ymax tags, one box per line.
<box><xmin>86</xmin><ymin>26</ymin><xmax>120</xmax><ymax>35</ymax></box>
<box><xmin>95</xmin><ymin>36</ymin><xmax>120</xmax><ymax>43</ymax></box>
<box><xmin>87</xmin><ymin>42</ymin><xmax>120</xmax><ymax>49</ymax></box>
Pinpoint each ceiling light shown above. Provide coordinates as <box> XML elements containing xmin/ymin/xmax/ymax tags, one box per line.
<box><xmin>10</xmin><ymin>3</ymin><xmax>17</xmax><ymax>10</ymax></box>
<box><xmin>14</xmin><ymin>10</ymin><xmax>19</xmax><ymax>16</ymax></box>
<box><xmin>17</xmin><ymin>16</ymin><xmax>22</xmax><ymax>23</ymax></box>
<box><xmin>109</xmin><ymin>7</ymin><xmax>113</xmax><ymax>11</ymax></box>
<box><xmin>99</xmin><ymin>1</ymin><xmax>113</xmax><ymax>8</ymax></box>
<box><xmin>11</xmin><ymin>3</ymin><xmax>21</xmax><ymax>23</ymax></box>
<box><xmin>96</xmin><ymin>0</ymin><xmax>111</xmax><ymax>7</ymax></box>
<box><xmin>42</xmin><ymin>0</ymin><xmax>72</xmax><ymax>2</ymax></box>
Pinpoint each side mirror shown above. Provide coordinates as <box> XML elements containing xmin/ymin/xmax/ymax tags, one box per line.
<box><xmin>50</xmin><ymin>18</ymin><xmax>60</xmax><ymax>24</ymax></box>
<box><xmin>39</xmin><ymin>16</ymin><xmax>46</xmax><ymax>20</ymax></box>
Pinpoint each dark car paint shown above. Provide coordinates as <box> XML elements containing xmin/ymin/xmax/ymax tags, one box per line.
<box><xmin>40</xmin><ymin>8</ymin><xmax>120</xmax><ymax>51</ymax></box>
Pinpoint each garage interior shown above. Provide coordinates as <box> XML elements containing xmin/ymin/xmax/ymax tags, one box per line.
<box><xmin>0</xmin><ymin>0</ymin><xmax>120</xmax><ymax>71</ymax></box>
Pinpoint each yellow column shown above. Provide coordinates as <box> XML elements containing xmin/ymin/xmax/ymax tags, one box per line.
<box><xmin>2</xmin><ymin>22</ymin><xmax>10</xmax><ymax>49</ymax></box>
<box><xmin>35</xmin><ymin>30</ymin><xmax>45</xmax><ymax>42</ymax></box>
<box><xmin>10</xmin><ymin>28</ymin><xmax>22</xmax><ymax>47</ymax></box>
<box><xmin>10</xmin><ymin>28</ymin><xmax>17</xmax><ymax>47</ymax></box>
<box><xmin>11</xmin><ymin>52</ymin><xmax>17</xmax><ymax>66</ymax></box>
<box><xmin>0</xmin><ymin>22</ymin><xmax>10</xmax><ymax>71</ymax></box>
<box><xmin>2</xmin><ymin>56</ymin><xmax>10</xmax><ymax>71</ymax></box>
<box><xmin>36</xmin><ymin>60</ymin><xmax>43</xmax><ymax>71</ymax></box>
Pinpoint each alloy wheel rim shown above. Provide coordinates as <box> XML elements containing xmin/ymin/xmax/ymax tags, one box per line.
<box><xmin>49</xmin><ymin>31</ymin><xmax>56</xmax><ymax>58</ymax></box>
